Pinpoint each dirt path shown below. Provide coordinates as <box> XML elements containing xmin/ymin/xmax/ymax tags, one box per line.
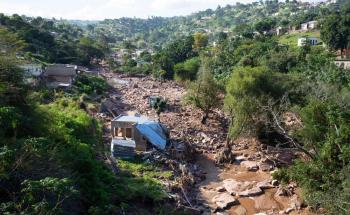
<box><xmin>99</xmin><ymin>72</ymin><xmax>309</xmax><ymax>215</ymax></box>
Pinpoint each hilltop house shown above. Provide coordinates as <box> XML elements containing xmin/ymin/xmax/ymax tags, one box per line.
<box><xmin>301</xmin><ymin>21</ymin><xmax>319</xmax><ymax>31</ymax></box>
<box><xmin>298</xmin><ymin>37</ymin><xmax>319</xmax><ymax>47</ymax></box>
<box><xmin>334</xmin><ymin>60</ymin><xmax>350</xmax><ymax>70</ymax></box>
<box><xmin>110</xmin><ymin>114</ymin><xmax>169</xmax><ymax>157</ymax></box>
<box><xmin>42</xmin><ymin>64</ymin><xmax>77</xmax><ymax>88</ymax></box>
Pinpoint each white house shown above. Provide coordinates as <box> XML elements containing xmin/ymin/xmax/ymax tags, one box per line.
<box><xmin>298</xmin><ymin>37</ymin><xmax>319</xmax><ymax>47</ymax></box>
<box><xmin>301</xmin><ymin>21</ymin><xmax>319</xmax><ymax>31</ymax></box>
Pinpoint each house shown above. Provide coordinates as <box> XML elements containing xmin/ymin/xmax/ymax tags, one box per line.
<box><xmin>336</xmin><ymin>48</ymin><xmax>350</xmax><ymax>59</ymax></box>
<box><xmin>301</xmin><ymin>21</ymin><xmax>319</xmax><ymax>31</ymax></box>
<box><xmin>298</xmin><ymin>37</ymin><xmax>319</xmax><ymax>47</ymax></box>
<box><xmin>334</xmin><ymin>60</ymin><xmax>350</xmax><ymax>70</ymax></box>
<box><xmin>110</xmin><ymin>114</ymin><xmax>169</xmax><ymax>157</ymax></box>
<box><xmin>42</xmin><ymin>64</ymin><xmax>77</xmax><ymax>88</ymax></box>
<box><xmin>276</xmin><ymin>27</ymin><xmax>287</xmax><ymax>36</ymax></box>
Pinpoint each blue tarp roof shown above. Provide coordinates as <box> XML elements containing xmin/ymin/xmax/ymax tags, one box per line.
<box><xmin>114</xmin><ymin>115</ymin><xmax>167</xmax><ymax>150</ymax></box>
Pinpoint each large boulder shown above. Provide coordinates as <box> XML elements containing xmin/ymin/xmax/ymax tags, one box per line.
<box><xmin>256</xmin><ymin>180</ymin><xmax>274</xmax><ymax>189</ymax></box>
<box><xmin>238</xmin><ymin>187</ymin><xmax>263</xmax><ymax>197</ymax></box>
<box><xmin>241</xmin><ymin>161</ymin><xmax>259</xmax><ymax>171</ymax></box>
<box><xmin>212</xmin><ymin>193</ymin><xmax>238</xmax><ymax>209</ymax></box>
<box><xmin>223</xmin><ymin>179</ymin><xmax>252</xmax><ymax>195</ymax></box>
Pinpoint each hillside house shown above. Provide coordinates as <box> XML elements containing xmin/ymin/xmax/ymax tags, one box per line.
<box><xmin>298</xmin><ymin>37</ymin><xmax>319</xmax><ymax>47</ymax></box>
<box><xmin>334</xmin><ymin>60</ymin><xmax>350</xmax><ymax>70</ymax></box>
<box><xmin>276</xmin><ymin>27</ymin><xmax>287</xmax><ymax>36</ymax></box>
<box><xmin>301</xmin><ymin>21</ymin><xmax>319</xmax><ymax>31</ymax></box>
<box><xmin>42</xmin><ymin>64</ymin><xmax>77</xmax><ymax>88</ymax></box>
<box><xmin>336</xmin><ymin>48</ymin><xmax>350</xmax><ymax>59</ymax></box>
<box><xmin>110</xmin><ymin>115</ymin><xmax>169</xmax><ymax>157</ymax></box>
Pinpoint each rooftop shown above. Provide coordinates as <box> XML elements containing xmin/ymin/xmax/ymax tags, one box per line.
<box><xmin>43</xmin><ymin>64</ymin><xmax>77</xmax><ymax>77</ymax></box>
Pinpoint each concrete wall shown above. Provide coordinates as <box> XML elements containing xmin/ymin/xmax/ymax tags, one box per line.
<box><xmin>334</xmin><ymin>60</ymin><xmax>350</xmax><ymax>70</ymax></box>
<box><xmin>111</xmin><ymin>121</ymin><xmax>148</xmax><ymax>151</ymax></box>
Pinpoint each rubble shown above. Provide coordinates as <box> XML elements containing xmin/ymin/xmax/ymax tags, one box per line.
<box><xmin>212</xmin><ymin>193</ymin><xmax>238</xmax><ymax>209</ymax></box>
<box><xmin>98</xmin><ymin>72</ymin><xmax>307</xmax><ymax>214</ymax></box>
<box><xmin>215</xmin><ymin>186</ymin><xmax>226</xmax><ymax>192</ymax></box>
<box><xmin>223</xmin><ymin>179</ymin><xmax>254</xmax><ymax>195</ymax></box>
<box><xmin>238</xmin><ymin>187</ymin><xmax>264</xmax><ymax>197</ymax></box>
<box><xmin>241</xmin><ymin>161</ymin><xmax>259</xmax><ymax>171</ymax></box>
<box><xmin>256</xmin><ymin>180</ymin><xmax>275</xmax><ymax>189</ymax></box>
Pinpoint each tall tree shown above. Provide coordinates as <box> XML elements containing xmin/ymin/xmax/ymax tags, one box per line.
<box><xmin>321</xmin><ymin>13</ymin><xmax>350</xmax><ymax>51</ymax></box>
<box><xmin>186</xmin><ymin>61</ymin><xmax>220</xmax><ymax>124</ymax></box>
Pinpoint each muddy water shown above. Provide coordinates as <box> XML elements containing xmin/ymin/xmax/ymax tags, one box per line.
<box><xmin>196</xmin><ymin>154</ymin><xmax>307</xmax><ymax>215</ymax></box>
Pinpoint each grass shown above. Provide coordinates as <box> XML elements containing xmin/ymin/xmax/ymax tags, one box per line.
<box><xmin>279</xmin><ymin>30</ymin><xmax>321</xmax><ymax>47</ymax></box>
<box><xmin>114</xmin><ymin>158</ymin><xmax>173</xmax><ymax>202</ymax></box>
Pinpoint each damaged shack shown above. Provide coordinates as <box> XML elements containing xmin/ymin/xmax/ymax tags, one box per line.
<box><xmin>111</xmin><ymin>114</ymin><xmax>169</xmax><ymax>157</ymax></box>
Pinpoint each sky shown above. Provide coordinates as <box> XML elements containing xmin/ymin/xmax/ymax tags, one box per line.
<box><xmin>1</xmin><ymin>0</ymin><xmax>322</xmax><ymax>20</ymax></box>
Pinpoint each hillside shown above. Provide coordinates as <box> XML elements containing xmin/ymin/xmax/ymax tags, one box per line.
<box><xmin>74</xmin><ymin>0</ymin><xmax>341</xmax><ymax>48</ymax></box>
<box><xmin>2</xmin><ymin>0</ymin><xmax>350</xmax><ymax>214</ymax></box>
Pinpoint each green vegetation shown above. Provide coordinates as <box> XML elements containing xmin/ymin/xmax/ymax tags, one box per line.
<box><xmin>279</xmin><ymin>31</ymin><xmax>321</xmax><ymax>47</ymax></box>
<box><xmin>0</xmin><ymin>14</ymin><xmax>108</xmax><ymax>65</ymax></box>
<box><xmin>186</xmin><ymin>62</ymin><xmax>220</xmax><ymax>124</ymax></box>
<box><xmin>2</xmin><ymin>0</ymin><xmax>350</xmax><ymax>214</ymax></box>
<box><xmin>0</xmin><ymin>31</ymin><xmax>176</xmax><ymax>214</ymax></box>
<box><xmin>75</xmin><ymin>74</ymin><xmax>110</xmax><ymax>95</ymax></box>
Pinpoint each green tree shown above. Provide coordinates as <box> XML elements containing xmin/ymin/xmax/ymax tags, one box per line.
<box><xmin>224</xmin><ymin>66</ymin><xmax>275</xmax><ymax>138</ymax></box>
<box><xmin>186</xmin><ymin>62</ymin><xmax>220</xmax><ymax>124</ymax></box>
<box><xmin>151</xmin><ymin>97</ymin><xmax>167</xmax><ymax>122</ymax></box>
<box><xmin>254</xmin><ymin>19</ymin><xmax>276</xmax><ymax>34</ymax></box>
<box><xmin>174</xmin><ymin>57</ymin><xmax>200</xmax><ymax>81</ymax></box>
<box><xmin>193</xmin><ymin>32</ymin><xmax>209</xmax><ymax>51</ymax></box>
<box><xmin>321</xmin><ymin>13</ymin><xmax>350</xmax><ymax>51</ymax></box>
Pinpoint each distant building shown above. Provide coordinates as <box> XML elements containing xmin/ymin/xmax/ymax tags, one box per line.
<box><xmin>301</xmin><ymin>21</ymin><xmax>319</xmax><ymax>31</ymax></box>
<box><xmin>334</xmin><ymin>60</ymin><xmax>350</xmax><ymax>70</ymax></box>
<box><xmin>110</xmin><ymin>114</ymin><xmax>169</xmax><ymax>157</ymax></box>
<box><xmin>336</xmin><ymin>48</ymin><xmax>350</xmax><ymax>59</ymax></box>
<box><xmin>276</xmin><ymin>27</ymin><xmax>287</xmax><ymax>36</ymax></box>
<box><xmin>298</xmin><ymin>37</ymin><xmax>319</xmax><ymax>47</ymax></box>
<box><xmin>42</xmin><ymin>64</ymin><xmax>77</xmax><ymax>88</ymax></box>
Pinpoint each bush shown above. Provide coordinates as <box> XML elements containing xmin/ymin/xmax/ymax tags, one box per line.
<box><xmin>75</xmin><ymin>74</ymin><xmax>110</xmax><ymax>95</ymax></box>
<box><xmin>174</xmin><ymin>57</ymin><xmax>200</xmax><ymax>82</ymax></box>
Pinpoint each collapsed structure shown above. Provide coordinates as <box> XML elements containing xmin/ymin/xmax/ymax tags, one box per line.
<box><xmin>110</xmin><ymin>114</ymin><xmax>169</xmax><ymax>157</ymax></box>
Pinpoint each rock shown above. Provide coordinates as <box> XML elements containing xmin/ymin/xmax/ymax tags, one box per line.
<box><xmin>216</xmin><ymin>186</ymin><xmax>226</xmax><ymax>192</ymax></box>
<box><xmin>241</xmin><ymin>161</ymin><xmax>259</xmax><ymax>171</ymax></box>
<box><xmin>223</xmin><ymin>179</ymin><xmax>252</xmax><ymax>195</ymax></box>
<box><xmin>216</xmin><ymin>212</ymin><xmax>229</xmax><ymax>215</ymax></box>
<box><xmin>285</xmin><ymin>207</ymin><xmax>294</xmax><ymax>214</ymax></box>
<box><xmin>235</xmin><ymin>155</ymin><xmax>246</xmax><ymax>162</ymax></box>
<box><xmin>254</xmin><ymin>213</ymin><xmax>267</xmax><ymax>215</ymax></box>
<box><xmin>290</xmin><ymin>194</ymin><xmax>302</xmax><ymax>210</ymax></box>
<box><xmin>256</xmin><ymin>180</ymin><xmax>274</xmax><ymax>189</ymax></box>
<box><xmin>212</xmin><ymin>193</ymin><xmax>238</xmax><ymax>209</ymax></box>
<box><xmin>238</xmin><ymin>187</ymin><xmax>263</xmax><ymax>197</ymax></box>
<box><xmin>271</xmin><ymin>180</ymin><xmax>279</xmax><ymax>186</ymax></box>
<box><xmin>275</xmin><ymin>186</ymin><xmax>293</xmax><ymax>197</ymax></box>
<box><xmin>234</xmin><ymin>205</ymin><xmax>247</xmax><ymax>215</ymax></box>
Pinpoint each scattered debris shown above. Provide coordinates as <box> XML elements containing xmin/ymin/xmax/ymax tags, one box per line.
<box><xmin>241</xmin><ymin>161</ymin><xmax>259</xmax><ymax>171</ymax></box>
<box><xmin>212</xmin><ymin>193</ymin><xmax>238</xmax><ymax>209</ymax></box>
